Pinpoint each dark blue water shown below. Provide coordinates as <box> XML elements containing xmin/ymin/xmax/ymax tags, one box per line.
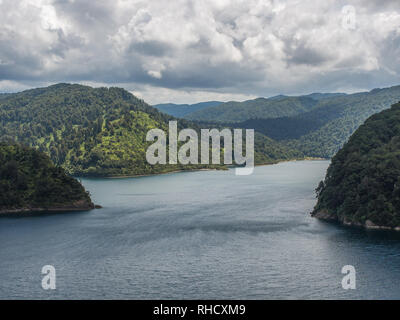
<box><xmin>1</xmin><ymin>160</ymin><xmax>400</xmax><ymax>299</ymax></box>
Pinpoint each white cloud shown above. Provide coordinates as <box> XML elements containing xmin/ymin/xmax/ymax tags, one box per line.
<box><xmin>147</xmin><ymin>70</ymin><xmax>162</xmax><ymax>79</ymax></box>
<box><xmin>0</xmin><ymin>0</ymin><xmax>399</xmax><ymax>102</ymax></box>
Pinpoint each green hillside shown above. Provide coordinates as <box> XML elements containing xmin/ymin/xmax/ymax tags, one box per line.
<box><xmin>0</xmin><ymin>143</ymin><xmax>93</xmax><ymax>213</ymax></box>
<box><xmin>185</xmin><ymin>96</ymin><xmax>319</xmax><ymax>122</ymax></box>
<box><xmin>312</xmin><ymin>103</ymin><xmax>400</xmax><ymax>230</ymax></box>
<box><xmin>286</xmin><ymin>86</ymin><xmax>400</xmax><ymax>157</ymax></box>
<box><xmin>0</xmin><ymin>84</ymin><xmax>302</xmax><ymax>176</ymax></box>
<box><xmin>222</xmin><ymin>86</ymin><xmax>400</xmax><ymax>158</ymax></box>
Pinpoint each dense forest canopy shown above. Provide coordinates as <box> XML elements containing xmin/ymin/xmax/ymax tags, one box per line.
<box><xmin>312</xmin><ymin>102</ymin><xmax>400</xmax><ymax>229</ymax></box>
<box><xmin>177</xmin><ymin>86</ymin><xmax>400</xmax><ymax>158</ymax></box>
<box><xmin>154</xmin><ymin>94</ymin><xmax>347</xmax><ymax>120</ymax></box>
<box><xmin>285</xmin><ymin>86</ymin><xmax>400</xmax><ymax>157</ymax></box>
<box><xmin>0</xmin><ymin>143</ymin><xmax>93</xmax><ymax>210</ymax></box>
<box><xmin>185</xmin><ymin>96</ymin><xmax>319</xmax><ymax>122</ymax></box>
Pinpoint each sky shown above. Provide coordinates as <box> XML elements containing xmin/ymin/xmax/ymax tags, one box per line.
<box><xmin>0</xmin><ymin>0</ymin><xmax>399</xmax><ymax>104</ymax></box>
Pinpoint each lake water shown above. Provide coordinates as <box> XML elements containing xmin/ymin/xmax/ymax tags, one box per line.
<box><xmin>1</xmin><ymin>160</ymin><xmax>400</xmax><ymax>299</ymax></box>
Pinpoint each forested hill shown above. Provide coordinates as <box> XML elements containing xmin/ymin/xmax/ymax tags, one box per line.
<box><xmin>0</xmin><ymin>84</ymin><xmax>302</xmax><ymax>176</ymax></box>
<box><xmin>223</xmin><ymin>85</ymin><xmax>400</xmax><ymax>158</ymax></box>
<box><xmin>0</xmin><ymin>83</ymin><xmax>207</xmax><ymax>176</ymax></box>
<box><xmin>285</xmin><ymin>86</ymin><xmax>400</xmax><ymax>157</ymax></box>
<box><xmin>184</xmin><ymin>96</ymin><xmax>319</xmax><ymax>122</ymax></box>
<box><xmin>0</xmin><ymin>143</ymin><xmax>94</xmax><ymax>213</ymax></box>
<box><xmin>312</xmin><ymin>102</ymin><xmax>400</xmax><ymax>230</ymax></box>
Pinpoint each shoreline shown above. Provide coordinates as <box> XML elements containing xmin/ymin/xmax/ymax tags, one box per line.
<box><xmin>79</xmin><ymin>157</ymin><xmax>329</xmax><ymax>180</ymax></box>
<box><xmin>102</xmin><ymin>167</ymin><xmax>226</xmax><ymax>179</ymax></box>
<box><xmin>0</xmin><ymin>200</ymin><xmax>101</xmax><ymax>216</ymax></box>
<box><xmin>255</xmin><ymin>157</ymin><xmax>327</xmax><ymax>167</ymax></box>
<box><xmin>312</xmin><ymin>210</ymin><xmax>400</xmax><ymax>232</ymax></box>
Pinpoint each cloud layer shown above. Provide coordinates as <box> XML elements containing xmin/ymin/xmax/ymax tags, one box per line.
<box><xmin>0</xmin><ymin>0</ymin><xmax>399</xmax><ymax>103</ymax></box>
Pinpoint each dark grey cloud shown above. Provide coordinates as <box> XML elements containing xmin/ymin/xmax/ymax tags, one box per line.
<box><xmin>286</xmin><ymin>44</ymin><xmax>333</xmax><ymax>66</ymax></box>
<box><xmin>0</xmin><ymin>0</ymin><xmax>399</xmax><ymax>103</ymax></box>
<box><xmin>129</xmin><ymin>40</ymin><xmax>173</xmax><ymax>57</ymax></box>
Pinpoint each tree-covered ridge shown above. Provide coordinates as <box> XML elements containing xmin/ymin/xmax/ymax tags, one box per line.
<box><xmin>153</xmin><ymin>101</ymin><xmax>222</xmax><ymax>118</ymax></box>
<box><xmin>221</xmin><ymin>85</ymin><xmax>400</xmax><ymax>158</ymax></box>
<box><xmin>312</xmin><ymin>102</ymin><xmax>400</xmax><ymax>229</ymax></box>
<box><xmin>185</xmin><ymin>96</ymin><xmax>319</xmax><ymax>122</ymax></box>
<box><xmin>0</xmin><ymin>84</ymin><xmax>302</xmax><ymax>176</ymax></box>
<box><xmin>285</xmin><ymin>86</ymin><xmax>400</xmax><ymax>157</ymax></box>
<box><xmin>0</xmin><ymin>143</ymin><xmax>93</xmax><ymax>211</ymax></box>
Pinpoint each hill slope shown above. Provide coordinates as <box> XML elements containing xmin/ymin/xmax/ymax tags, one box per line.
<box><xmin>285</xmin><ymin>86</ymin><xmax>400</xmax><ymax>157</ymax></box>
<box><xmin>221</xmin><ymin>85</ymin><xmax>400</xmax><ymax>158</ymax></box>
<box><xmin>312</xmin><ymin>103</ymin><xmax>400</xmax><ymax>230</ymax></box>
<box><xmin>0</xmin><ymin>84</ymin><xmax>303</xmax><ymax>176</ymax></box>
<box><xmin>0</xmin><ymin>143</ymin><xmax>94</xmax><ymax>213</ymax></box>
<box><xmin>0</xmin><ymin>84</ymin><xmax>220</xmax><ymax>176</ymax></box>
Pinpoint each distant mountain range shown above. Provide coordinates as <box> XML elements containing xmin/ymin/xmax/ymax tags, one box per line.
<box><xmin>268</xmin><ymin>92</ymin><xmax>347</xmax><ymax>101</ymax></box>
<box><xmin>285</xmin><ymin>86</ymin><xmax>400</xmax><ymax>157</ymax></box>
<box><xmin>153</xmin><ymin>101</ymin><xmax>222</xmax><ymax>117</ymax></box>
<box><xmin>154</xmin><ymin>93</ymin><xmax>347</xmax><ymax>121</ymax></box>
<box><xmin>156</xmin><ymin>86</ymin><xmax>400</xmax><ymax>158</ymax></box>
<box><xmin>182</xmin><ymin>93</ymin><xmax>350</xmax><ymax>123</ymax></box>
<box><xmin>234</xmin><ymin>86</ymin><xmax>400</xmax><ymax>156</ymax></box>
<box><xmin>184</xmin><ymin>96</ymin><xmax>319</xmax><ymax>122</ymax></box>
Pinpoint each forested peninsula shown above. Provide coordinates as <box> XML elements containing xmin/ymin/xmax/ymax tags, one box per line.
<box><xmin>312</xmin><ymin>103</ymin><xmax>400</xmax><ymax>231</ymax></box>
<box><xmin>0</xmin><ymin>143</ymin><xmax>95</xmax><ymax>214</ymax></box>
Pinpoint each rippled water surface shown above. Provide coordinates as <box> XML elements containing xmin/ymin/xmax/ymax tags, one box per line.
<box><xmin>1</xmin><ymin>160</ymin><xmax>400</xmax><ymax>299</ymax></box>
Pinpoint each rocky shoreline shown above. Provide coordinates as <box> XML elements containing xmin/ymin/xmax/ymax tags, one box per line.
<box><xmin>312</xmin><ymin>210</ymin><xmax>400</xmax><ymax>231</ymax></box>
<box><xmin>0</xmin><ymin>199</ymin><xmax>101</xmax><ymax>215</ymax></box>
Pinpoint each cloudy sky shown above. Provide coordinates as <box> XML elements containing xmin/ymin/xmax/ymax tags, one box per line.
<box><xmin>0</xmin><ymin>0</ymin><xmax>399</xmax><ymax>104</ymax></box>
